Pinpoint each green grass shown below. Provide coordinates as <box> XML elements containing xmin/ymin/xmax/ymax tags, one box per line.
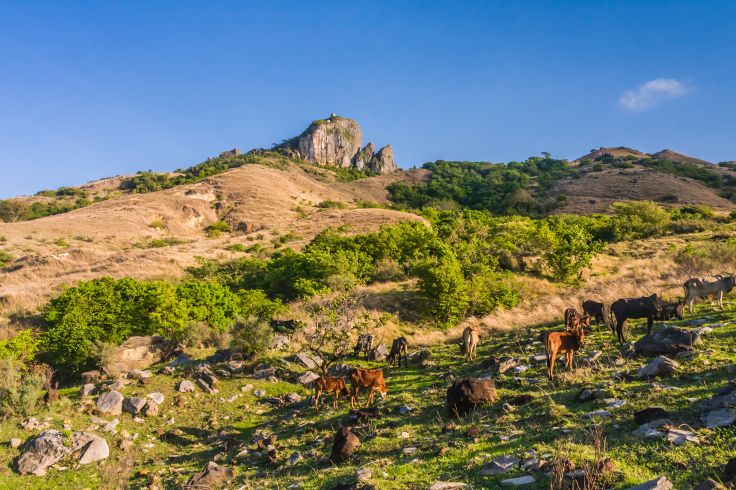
<box><xmin>1</xmin><ymin>304</ymin><xmax>735</xmax><ymax>488</ymax></box>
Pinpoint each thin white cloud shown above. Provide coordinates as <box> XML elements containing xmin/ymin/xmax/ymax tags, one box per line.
<box><xmin>619</xmin><ymin>78</ymin><xmax>693</xmax><ymax>112</ymax></box>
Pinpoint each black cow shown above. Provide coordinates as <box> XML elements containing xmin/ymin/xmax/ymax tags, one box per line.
<box><xmin>354</xmin><ymin>334</ymin><xmax>373</xmax><ymax>358</ymax></box>
<box><xmin>610</xmin><ymin>294</ymin><xmax>664</xmax><ymax>344</ymax></box>
<box><xmin>655</xmin><ymin>299</ymin><xmax>685</xmax><ymax>321</ymax></box>
<box><xmin>582</xmin><ymin>300</ymin><xmax>613</xmax><ymax>331</ymax></box>
<box><xmin>386</xmin><ymin>337</ymin><xmax>408</xmax><ymax>367</ymax></box>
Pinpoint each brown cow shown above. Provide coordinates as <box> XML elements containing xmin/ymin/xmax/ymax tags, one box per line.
<box><xmin>564</xmin><ymin>307</ymin><xmax>591</xmax><ymax>332</ymax></box>
<box><xmin>543</xmin><ymin>327</ymin><xmax>585</xmax><ymax>381</ymax></box>
<box><xmin>461</xmin><ymin>325</ymin><xmax>481</xmax><ymax>361</ymax></box>
<box><xmin>386</xmin><ymin>337</ymin><xmax>408</xmax><ymax>367</ymax></box>
<box><xmin>313</xmin><ymin>376</ymin><xmax>350</xmax><ymax>413</ymax></box>
<box><xmin>348</xmin><ymin>368</ymin><xmax>388</xmax><ymax>409</ymax></box>
<box><xmin>43</xmin><ymin>368</ymin><xmax>59</xmax><ymax>405</ymax></box>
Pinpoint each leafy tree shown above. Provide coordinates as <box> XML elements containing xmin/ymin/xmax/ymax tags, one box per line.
<box><xmin>537</xmin><ymin>217</ymin><xmax>604</xmax><ymax>282</ymax></box>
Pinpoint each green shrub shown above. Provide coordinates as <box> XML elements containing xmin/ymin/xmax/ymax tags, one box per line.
<box><xmin>205</xmin><ymin>220</ymin><xmax>231</xmax><ymax>238</ymax></box>
<box><xmin>0</xmin><ymin>359</ymin><xmax>45</xmax><ymax>419</ymax></box>
<box><xmin>609</xmin><ymin>201</ymin><xmax>671</xmax><ymax>240</ymax></box>
<box><xmin>0</xmin><ymin>330</ymin><xmax>39</xmax><ymax>364</ymax></box>
<box><xmin>317</xmin><ymin>200</ymin><xmax>347</xmax><ymax>209</ymax></box>
<box><xmin>230</xmin><ymin>316</ymin><xmax>273</xmax><ymax>358</ymax></box>
<box><xmin>0</xmin><ymin>250</ymin><xmax>13</xmax><ymax>267</ymax></box>
<box><xmin>54</xmin><ymin>238</ymin><xmax>70</xmax><ymax>248</ymax></box>
<box><xmin>537</xmin><ymin>217</ymin><xmax>604</xmax><ymax>282</ymax></box>
<box><xmin>226</xmin><ymin>243</ymin><xmax>246</xmax><ymax>252</ymax></box>
<box><xmin>139</xmin><ymin>237</ymin><xmax>187</xmax><ymax>248</ymax></box>
<box><xmin>415</xmin><ymin>251</ymin><xmax>469</xmax><ymax>328</ymax></box>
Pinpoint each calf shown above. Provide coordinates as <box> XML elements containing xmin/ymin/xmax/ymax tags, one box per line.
<box><xmin>313</xmin><ymin>376</ymin><xmax>350</xmax><ymax>413</ymax></box>
<box><xmin>461</xmin><ymin>325</ymin><xmax>481</xmax><ymax>361</ymax></box>
<box><xmin>610</xmin><ymin>294</ymin><xmax>661</xmax><ymax>344</ymax></box>
<box><xmin>330</xmin><ymin>426</ymin><xmax>360</xmax><ymax>464</ymax></box>
<box><xmin>564</xmin><ymin>307</ymin><xmax>590</xmax><ymax>332</ymax></box>
<box><xmin>582</xmin><ymin>300</ymin><xmax>613</xmax><ymax>331</ymax></box>
<box><xmin>348</xmin><ymin>368</ymin><xmax>387</xmax><ymax>409</ymax></box>
<box><xmin>354</xmin><ymin>334</ymin><xmax>373</xmax><ymax>358</ymax></box>
<box><xmin>543</xmin><ymin>327</ymin><xmax>585</xmax><ymax>381</ymax></box>
<box><xmin>386</xmin><ymin>337</ymin><xmax>408</xmax><ymax>367</ymax></box>
<box><xmin>43</xmin><ymin>368</ymin><xmax>59</xmax><ymax>405</ymax></box>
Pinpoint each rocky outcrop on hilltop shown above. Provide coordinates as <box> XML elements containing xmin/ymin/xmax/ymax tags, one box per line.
<box><xmin>278</xmin><ymin>115</ymin><xmax>398</xmax><ymax>174</ymax></box>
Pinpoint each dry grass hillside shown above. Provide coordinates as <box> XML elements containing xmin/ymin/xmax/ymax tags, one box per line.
<box><xmin>0</xmin><ymin>163</ymin><xmax>426</xmax><ymax>324</ymax></box>
<box><xmin>551</xmin><ymin>166</ymin><xmax>735</xmax><ymax>214</ymax></box>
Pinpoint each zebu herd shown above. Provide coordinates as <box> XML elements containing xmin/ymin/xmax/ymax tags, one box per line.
<box><xmin>312</xmin><ymin>273</ymin><xmax>735</xmax><ymax>414</ymax></box>
<box><xmin>543</xmin><ymin>273</ymin><xmax>735</xmax><ymax>379</ymax></box>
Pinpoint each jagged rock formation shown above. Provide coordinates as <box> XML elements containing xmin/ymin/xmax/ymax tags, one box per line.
<box><xmin>279</xmin><ymin>115</ymin><xmax>398</xmax><ymax>174</ymax></box>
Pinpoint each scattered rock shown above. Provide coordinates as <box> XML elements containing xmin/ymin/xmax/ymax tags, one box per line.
<box><xmin>96</xmin><ymin>391</ymin><xmax>124</xmax><ymax>416</ymax></box>
<box><xmin>605</xmin><ymin>399</ymin><xmax>626</xmax><ymax>409</ymax></box>
<box><xmin>178</xmin><ymin>380</ymin><xmax>195</xmax><ymax>393</ymax></box>
<box><xmin>17</xmin><ymin>430</ymin><xmax>70</xmax><ymax>476</ymax></box>
<box><xmin>289</xmin><ymin>451</ymin><xmax>302</xmax><ymax>465</ymax></box>
<box><xmin>127</xmin><ymin>369</ymin><xmax>153</xmax><ymax>383</ymax></box>
<box><xmin>694</xmin><ymin>479</ymin><xmax>727</xmax><ymax>490</ymax></box>
<box><xmin>666</xmin><ymin>428</ymin><xmax>699</xmax><ymax>445</ymax></box>
<box><xmin>700</xmin><ymin>385</ymin><xmax>736</xmax><ymax>428</ymax></box>
<box><xmin>101</xmin><ymin>380</ymin><xmax>128</xmax><ymax>392</ymax></box>
<box><xmin>501</xmin><ymin>475</ymin><xmax>536</xmax><ymax>487</ymax></box>
<box><xmin>147</xmin><ymin>392</ymin><xmax>165</xmax><ymax>405</ymax></box>
<box><xmin>254</xmin><ymin>389</ymin><xmax>266</xmax><ymax>398</ymax></box>
<box><xmin>356</xmin><ymin>468</ymin><xmax>372</xmax><ymax>480</ymax></box>
<box><xmin>169</xmin><ymin>353</ymin><xmax>191</xmax><ymax>368</ymax></box>
<box><xmin>21</xmin><ymin>418</ymin><xmax>49</xmax><ymax>431</ymax></box>
<box><xmin>197</xmin><ymin>377</ymin><xmax>218</xmax><ymax>394</ymax></box>
<box><xmin>635</xmin><ymin>407</ymin><xmax>669</xmax><ymax>425</ymax></box>
<box><xmin>328</xmin><ymin>363</ymin><xmax>355</xmax><ymax>377</ymax></box>
<box><xmin>634</xmin><ymin>327</ymin><xmax>701</xmax><ymax>356</ymax></box>
<box><xmin>182</xmin><ymin>461</ymin><xmax>235</xmax><ymax>490</ymax></box>
<box><xmin>298</xmin><ymin>371</ymin><xmax>321</xmax><ymax>385</ymax></box>
<box><xmin>637</xmin><ymin>356</ymin><xmax>679</xmax><ymax>378</ymax></box>
<box><xmin>143</xmin><ymin>400</ymin><xmax>160</xmax><ymax>417</ymax></box>
<box><xmin>74</xmin><ymin>433</ymin><xmax>109</xmax><ymax>465</ymax></box>
<box><xmin>102</xmin><ymin>419</ymin><xmax>119</xmax><ymax>434</ymax></box>
<box><xmin>284</xmin><ymin>393</ymin><xmax>302</xmax><ymax>404</ymax></box>
<box><xmin>79</xmin><ymin>384</ymin><xmax>96</xmax><ymax>397</ymax></box>
<box><xmin>584</xmin><ymin>410</ymin><xmax>611</xmax><ymax>419</ymax></box>
<box><xmin>624</xmin><ymin>476</ymin><xmax>673</xmax><ymax>489</ymax></box>
<box><xmin>577</xmin><ymin>388</ymin><xmax>609</xmax><ymax>402</ymax></box>
<box><xmin>123</xmin><ymin>397</ymin><xmax>147</xmax><ymax>416</ymax></box>
<box><xmin>253</xmin><ymin>363</ymin><xmax>278</xmax><ymax>380</ymax></box>
<box><xmin>271</xmin><ymin>334</ymin><xmax>290</xmax><ymax>350</ymax></box>
<box><xmin>480</xmin><ymin>455</ymin><xmax>520</xmax><ymax>475</ymax></box>
<box><xmin>369</xmin><ymin>343</ymin><xmax>389</xmax><ymax>362</ymax></box>
<box><xmin>105</xmin><ymin>335</ymin><xmax>168</xmax><ymax>375</ymax></box>
<box><xmin>402</xmin><ymin>447</ymin><xmax>419</xmax><ymax>455</ymax></box>
<box><xmin>330</xmin><ymin>426</ymin><xmax>360</xmax><ymax>464</ymax></box>
<box><xmin>428</xmin><ymin>483</ymin><xmax>468</xmax><ymax>490</ymax></box>
<box><xmin>702</xmin><ymin>408</ymin><xmax>736</xmax><ymax>429</ymax></box>
<box><xmin>398</xmin><ymin>405</ymin><xmax>413</xmax><ymax>415</ymax></box>
<box><xmin>224</xmin><ymin>360</ymin><xmax>246</xmax><ymax>374</ymax></box>
<box><xmin>447</xmin><ymin>378</ymin><xmax>497</xmax><ymax>418</ymax></box>
<box><xmin>10</xmin><ymin>438</ymin><xmax>22</xmax><ymax>448</ymax></box>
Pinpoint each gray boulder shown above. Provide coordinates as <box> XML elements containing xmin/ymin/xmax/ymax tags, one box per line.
<box><xmin>123</xmin><ymin>397</ymin><xmax>147</xmax><ymax>415</ymax></box>
<box><xmin>147</xmin><ymin>392</ymin><xmax>165</xmax><ymax>405</ymax></box>
<box><xmin>183</xmin><ymin>461</ymin><xmax>235</xmax><ymax>489</ymax></box>
<box><xmin>73</xmin><ymin>433</ymin><xmax>109</xmax><ymax>465</ymax></box>
<box><xmin>370</xmin><ymin>343</ymin><xmax>390</xmax><ymax>362</ymax></box>
<box><xmin>637</xmin><ymin>356</ymin><xmax>679</xmax><ymax>378</ymax></box>
<box><xmin>79</xmin><ymin>383</ymin><xmax>96</xmax><ymax>397</ymax></box>
<box><xmin>292</xmin><ymin>354</ymin><xmax>321</xmax><ymax>370</ymax></box>
<box><xmin>501</xmin><ymin>475</ymin><xmax>536</xmax><ymax>487</ymax></box>
<box><xmin>625</xmin><ymin>476</ymin><xmax>674</xmax><ymax>489</ymax></box>
<box><xmin>298</xmin><ymin>371</ymin><xmax>320</xmax><ymax>385</ymax></box>
<box><xmin>17</xmin><ymin>430</ymin><xmax>70</xmax><ymax>476</ymax></box>
<box><xmin>429</xmin><ymin>483</ymin><xmax>468</xmax><ymax>490</ymax></box>
<box><xmin>634</xmin><ymin>327</ymin><xmax>701</xmax><ymax>356</ymax></box>
<box><xmin>178</xmin><ymin>380</ymin><xmax>195</xmax><ymax>392</ymax></box>
<box><xmin>96</xmin><ymin>391</ymin><xmax>124</xmax><ymax>416</ymax></box>
<box><xmin>480</xmin><ymin>455</ymin><xmax>520</xmax><ymax>475</ymax></box>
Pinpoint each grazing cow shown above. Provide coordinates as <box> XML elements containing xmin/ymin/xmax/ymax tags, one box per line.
<box><xmin>461</xmin><ymin>325</ymin><xmax>481</xmax><ymax>361</ymax></box>
<box><xmin>313</xmin><ymin>376</ymin><xmax>350</xmax><ymax>413</ymax></box>
<box><xmin>610</xmin><ymin>294</ymin><xmax>661</xmax><ymax>344</ymax></box>
<box><xmin>386</xmin><ymin>337</ymin><xmax>408</xmax><ymax>367</ymax></box>
<box><xmin>582</xmin><ymin>300</ymin><xmax>613</xmax><ymax>331</ymax></box>
<box><xmin>683</xmin><ymin>275</ymin><xmax>735</xmax><ymax>312</ymax></box>
<box><xmin>348</xmin><ymin>368</ymin><xmax>387</xmax><ymax>409</ymax></box>
<box><xmin>564</xmin><ymin>307</ymin><xmax>591</xmax><ymax>332</ymax></box>
<box><xmin>43</xmin><ymin>368</ymin><xmax>59</xmax><ymax>405</ymax></box>
<box><xmin>655</xmin><ymin>299</ymin><xmax>685</xmax><ymax>321</ymax></box>
<box><xmin>354</xmin><ymin>334</ymin><xmax>373</xmax><ymax>358</ymax></box>
<box><xmin>543</xmin><ymin>327</ymin><xmax>585</xmax><ymax>381</ymax></box>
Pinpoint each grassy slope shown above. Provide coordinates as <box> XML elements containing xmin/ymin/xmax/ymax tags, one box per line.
<box><xmin>1</xmin><ymin>301</ymin><xmax>735</xmax><ymax>489</ymax></box>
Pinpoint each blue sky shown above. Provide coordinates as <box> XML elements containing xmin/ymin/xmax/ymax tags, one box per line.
<box><xmin>0</xmin><ymin>1</ymin><xmax>734</xmax><ymax>198</ymax></box>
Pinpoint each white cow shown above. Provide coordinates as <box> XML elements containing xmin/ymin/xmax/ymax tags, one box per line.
<box><xmin>683</xmin><ymin>275</ymin><xmax>735</xmax><ymax>312</ymax></box>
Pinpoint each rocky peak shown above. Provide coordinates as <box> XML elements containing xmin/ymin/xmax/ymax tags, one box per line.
<box><xmin>368</xmin><ymin>145</ymin><xmax>397</xmax><ymax>174</ymax></box>
<box><xmin>278</xmin><ymin>115</ymin><xmax>398</xmax><ymax>174</ymax></box>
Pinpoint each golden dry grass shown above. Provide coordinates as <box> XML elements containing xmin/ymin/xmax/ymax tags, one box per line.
<box><xmin>0</xmin><ymin>163</ymin><xmax>425</xmax><ymax>325</ymax></box>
